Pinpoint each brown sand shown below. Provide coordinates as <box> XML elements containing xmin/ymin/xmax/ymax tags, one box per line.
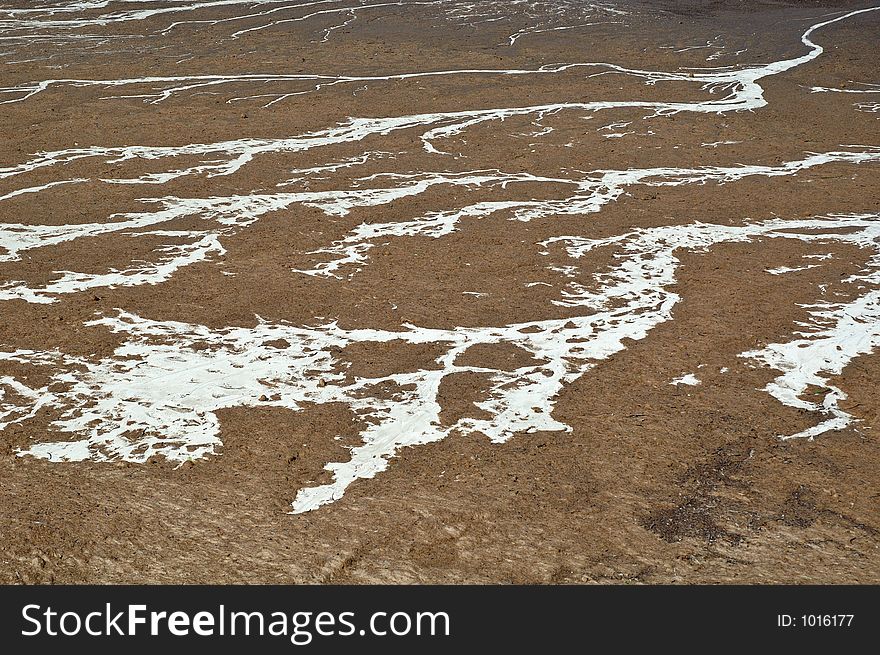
<box><xmin>0</xmin><ymin>1</ymin><xmax>878</xmax><ymax>583</ymax></box>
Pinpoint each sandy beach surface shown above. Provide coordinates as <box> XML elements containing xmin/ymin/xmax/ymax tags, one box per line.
<box><xmin>0</xmin><ymin>0</ymin><xmax>878</xmax><ymax>583</ymax></box>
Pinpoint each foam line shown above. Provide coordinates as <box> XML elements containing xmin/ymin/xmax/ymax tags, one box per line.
<box><xmin>4</xmin><ymin>213</ymin><xmax>879</xmax><ymax>512</ymax></box>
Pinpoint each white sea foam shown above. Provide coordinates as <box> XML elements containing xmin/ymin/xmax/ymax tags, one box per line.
<box><xmin>1</xmin><ymin>4</ymin><xmax>879</xmax><ymax>513</ymax></box>
<box><xmin>2</xmin><ymin>212</ymin><xmax>877</xmax><ymax>512</ymax></box>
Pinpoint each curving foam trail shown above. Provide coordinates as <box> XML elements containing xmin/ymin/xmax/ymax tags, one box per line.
<box><xmin>4</xmin><ymin>212</ymin><xmax>879</xmax><ymax>512</ymax></box>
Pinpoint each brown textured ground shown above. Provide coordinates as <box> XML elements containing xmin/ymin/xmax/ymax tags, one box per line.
<box><xmin>1</xmin><ymin>1</ymin><xmax>879</xmax><ymax>583</ymax></box>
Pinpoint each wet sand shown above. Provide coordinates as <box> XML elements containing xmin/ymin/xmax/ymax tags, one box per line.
<box><xmin>0</xmin><ymin>1</ymin><xmax>879</xmax><ymax>583</ymax></box>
